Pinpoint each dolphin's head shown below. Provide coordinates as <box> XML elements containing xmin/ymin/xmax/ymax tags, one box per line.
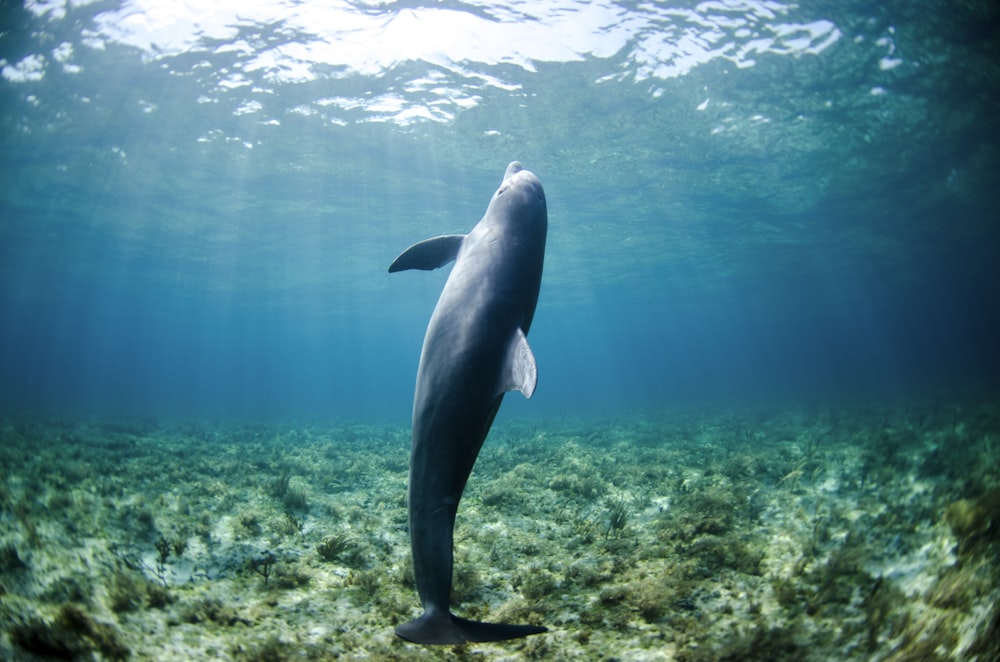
<box><xmin>502</xmin><ymin>161</ymin><xmax>524</xmax><ymax>184</ymax></box>
<box><xmin>487</xmin><ymin>162</ymin><xmax>546</xmax><ymax>239</ymax></box>
<box><xmin>493</xmin><ymin>161</ymin><xmax>543</xmax><ymax>206</ymax></box>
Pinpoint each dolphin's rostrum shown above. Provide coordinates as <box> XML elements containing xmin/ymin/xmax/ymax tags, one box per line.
<box><xmin>388</xmin><ymin>162</ymin><xmax>548</xmax><ymax>645</ymax></box>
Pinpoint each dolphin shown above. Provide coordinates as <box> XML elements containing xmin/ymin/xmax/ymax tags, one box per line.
<box><xmin>388</xmin><ymin>161</ymin><xmax>548</xmax><ymax>645</ymax></box>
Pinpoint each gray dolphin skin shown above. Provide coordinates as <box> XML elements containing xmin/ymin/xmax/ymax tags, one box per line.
<box><xmin>388</xmin><ymin>162</ymin><xmax>548</xmax><ymax>645</ymax></box>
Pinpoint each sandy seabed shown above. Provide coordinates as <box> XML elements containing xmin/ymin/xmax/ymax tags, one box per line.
<box><xmin>1</xmin><ymin>397</ymin><xmax>998</xmax><ymax>661</ymax></box>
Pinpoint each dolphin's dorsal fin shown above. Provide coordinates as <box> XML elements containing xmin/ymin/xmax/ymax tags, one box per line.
<box><xmin>500</xmin><ymin>327</ymin><xmax>537</xmax><ymax>399</ymax></box>
<box><xmin>388</xmin><ymin>234</ymin><xmax>466</xmax><ymax>272</ymax></box>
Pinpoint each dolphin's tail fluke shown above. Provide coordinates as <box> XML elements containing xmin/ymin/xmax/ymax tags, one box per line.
<box><xmin>395</xmin><ymin>611</ymin><xmax>547</xmax><ymax>645</ymax></box>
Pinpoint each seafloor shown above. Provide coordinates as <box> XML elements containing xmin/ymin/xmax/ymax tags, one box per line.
<box><xmin>1</xmin><ymin>398</ymin><xmax>998</xmax><ymax>661</ymax></box>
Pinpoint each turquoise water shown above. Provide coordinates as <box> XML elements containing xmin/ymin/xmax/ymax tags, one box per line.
<box><xmin>2</xmin><ymin>3</ymin><xmax>1000</xmax><ymax>659</ymax></box>
<box><xmin>2</xmin><ymin>0</ymin><xmax>997</xmax><ymax>421</ymax></box>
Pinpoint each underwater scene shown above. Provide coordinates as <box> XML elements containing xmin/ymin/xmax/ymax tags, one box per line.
<box><xmin>1</xmin><ymin>0</ymin><xmax>999</xmax><ymax>660</ymax></box>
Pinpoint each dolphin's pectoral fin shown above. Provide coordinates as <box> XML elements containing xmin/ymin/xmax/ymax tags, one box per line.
<box><xmin>388</xmin><ymin>235</ymin><xmax>466</xmax><ymax>272</ymax></box>
<box><xmin>396</xmin><ymin>610</ymin><xmax>547</xmax><ymax>645</ymax></box>
<box><xmin>500</xmin><ymin>327</ymin><xmax>537</xmax><ymax>399</ymax></box>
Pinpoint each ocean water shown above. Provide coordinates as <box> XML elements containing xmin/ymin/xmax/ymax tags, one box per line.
<box><xmin>1</xmin><ymin>1</ymin><xmax>999</xmax><ymax>660</ymax></box>
<box><xmin>2</xmin><ymin>0</ymin><xmax>997</xmax><ymax>422</ymax></box>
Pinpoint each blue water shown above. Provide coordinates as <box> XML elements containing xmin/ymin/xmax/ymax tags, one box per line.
<box><xmin>1</xmin><ymin>0</ymin><xmax>998</xmax><ymax>422</ymax></box>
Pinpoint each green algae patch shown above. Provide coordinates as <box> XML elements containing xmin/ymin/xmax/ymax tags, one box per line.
<box><xmin>945</xmin><ymin>487</ymin><xmax>1000</xmax><ymax>557</ymax></box>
